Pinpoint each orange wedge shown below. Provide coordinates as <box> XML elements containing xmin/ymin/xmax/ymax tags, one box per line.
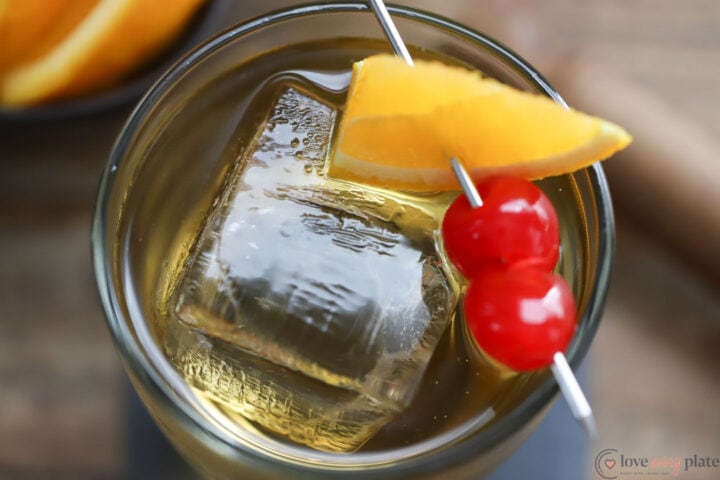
<box><xmin>0</xmin><ymin>0</ymin><xmax>206</xmax><ymax>107</ymax></box>
<box><xmin>330</xmin><ymin>54</ymin><xmax>632</xmax><ymax>191</ymax></box>
<box><xmin>0</xmin><ymin>0</ymin><xmax>98</xmax><ymax>76</ymax></box>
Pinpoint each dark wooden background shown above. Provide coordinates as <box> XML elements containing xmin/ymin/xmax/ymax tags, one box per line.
<box><xmin>1</xmin><ymin>1</ymin><xmax>718</xmax><ymax>478</ymax></box>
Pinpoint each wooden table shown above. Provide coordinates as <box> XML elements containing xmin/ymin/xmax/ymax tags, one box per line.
<box><xmin>1</xmin><ymin>1</ymin><xmax>718</xmax><ymax>478</ymax></box>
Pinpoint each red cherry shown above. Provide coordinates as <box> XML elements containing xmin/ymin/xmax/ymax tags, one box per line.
<box><xmin>441</xmin><ymin>176</ymin><xmax>559</xmax><ymax>278</ymax></box>
<box><xmin>464</xmin><ymin>268</ymin><xmax>576</xmax><ymax>371</ymax></box>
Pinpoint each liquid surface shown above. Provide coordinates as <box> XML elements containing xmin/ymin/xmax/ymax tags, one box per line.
<box><xmin>156</xmin><ymin>39</ymin><xmax>553</xmax><ymax>454</ymax></box>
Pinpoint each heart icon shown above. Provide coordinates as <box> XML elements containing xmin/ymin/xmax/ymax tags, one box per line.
<box><xmin>605</xmin><ymin>459</ymin><xmax>616</xmax><ymax>469</ymax></box>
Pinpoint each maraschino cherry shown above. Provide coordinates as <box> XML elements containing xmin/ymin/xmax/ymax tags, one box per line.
<box><xmin>442</xmin><ymin>175</ymin><xmax>576</xmax><ymax>371</ymax></box>
<box><xmin>442</xmin><ymin>176</ymin><xmax>559</xmax><ymax>277</ymax></box>
<box><xmin>463</xmin><ymin>268</ymin><xmax>576</xmax><ymax>371</ymax></box>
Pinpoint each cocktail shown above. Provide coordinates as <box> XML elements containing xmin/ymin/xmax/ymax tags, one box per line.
<box><xmin>92</xmin><ymin>3</ymin><xmax>619</xmax><ymax>478</ymax></box>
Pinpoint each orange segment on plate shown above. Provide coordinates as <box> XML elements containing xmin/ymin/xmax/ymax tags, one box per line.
<box><xmin>330</xmin><ymin>54</ymin><xmax>632</xmax><ymax>191</ymax></box>
<box><xmin>0</xmin><ymin>0</ymin><xmax>98</xmax><ymax>76</ymax></box>
<box><xmin>0</xmin><ymin>0</ymin><xmax>206</xmax><ymax>107</ymax></box>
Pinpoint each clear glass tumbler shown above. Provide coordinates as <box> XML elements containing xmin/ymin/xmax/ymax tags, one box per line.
<box><xmin>92</xmin><ymin>3</ymin><xmax>614</xmax><ymax>478</ymax></box>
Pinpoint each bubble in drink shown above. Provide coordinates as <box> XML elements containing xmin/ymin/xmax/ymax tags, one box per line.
<box><xmin>167</xmin><ymin>86</ymin><xmax>457</xmax><ymax>451</ymax></box>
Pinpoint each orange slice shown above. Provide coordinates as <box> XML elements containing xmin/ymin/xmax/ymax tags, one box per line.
<box><xmin>0</xmin><ymin>0</ymin><xmax>98</xmax><ymax>76</ymax></box>
<box><xmin>330</xmin><ymin>54</ymin><xmax>632</xmax><ymax>191</ymax></box>
<box><xmin>0</xmin><ymin>0</ymin><xmax>206</xmax><ymax>107</ymax></box>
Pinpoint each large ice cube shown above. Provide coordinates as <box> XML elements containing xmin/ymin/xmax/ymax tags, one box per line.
<box><xmin>169</xmin><ymin>87</ymin><xmax>457</xmax><ymax>450</ymax></box>
<box><xmin>165</xmin><ymin>322</ymin><xmax>397</xmax><ymax>452</ymax></box>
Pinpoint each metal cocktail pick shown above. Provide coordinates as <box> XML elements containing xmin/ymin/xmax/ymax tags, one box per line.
<box><xmin>368</xmin><ymin>0</ymin><xmax>598</xmax><ymax>439</ymax></box>
<box><xmin>368</xmin><ymin>0</ymin><xmax>414</xmax><ymax>66</ymax></box>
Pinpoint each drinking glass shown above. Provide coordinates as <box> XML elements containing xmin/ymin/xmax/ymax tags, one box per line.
<box><xmin>92</xmin><ymin>3</ymin><xmax>614</xmax><ymax>478</ymax></box>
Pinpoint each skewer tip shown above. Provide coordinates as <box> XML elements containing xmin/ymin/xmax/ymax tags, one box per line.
<box><xmin>580</xmin><ymin>412</ymin><xmax>599</xmax><ymax>440</ymax></box>
<box><xmin>368</xmin><ymin>0</ymin><xmax>414</xmax><ymax>66</ymax></box>
<box><xmin>551</xmin><ymin>352</ymin><xmax>597</xmax><ymax>439</ymax></box>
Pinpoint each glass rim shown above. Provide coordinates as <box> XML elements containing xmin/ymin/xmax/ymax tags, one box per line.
<box><xmin>92</xmin><ymin>1</ymin><xmax>615</xmax><ymax>475</ymax></box>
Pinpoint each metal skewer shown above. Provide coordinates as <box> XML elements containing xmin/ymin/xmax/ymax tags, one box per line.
<box><xmin>551</xmin><ymin>352</ymin><xmax>597</xmax><ymax>438</ymax></box>
<box><xmin>450</xmin><ymin>158</ymin><xmax>483</xmax><ymax>208</ymax></box>
<box><xmin>450</xmin><ymin>157</ymin><xmax>597</xmax><ymax>438</ymax></box>
<box><xmin>368</xmin><ymin>0</ymin><xmax>598</xmax><ymax>439</ymax></box>
<box><xmin>368</xmin><ymin>0</ymin><xmax>414</xmax><ymax>66</ymax></box>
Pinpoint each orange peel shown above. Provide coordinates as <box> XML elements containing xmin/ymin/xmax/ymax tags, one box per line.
<box><xmin>331</xmin><ymin>54</ymin><xmax>631</xmax><ymax>191</ymax></box>
<box><xmin>0</xmin><ymin>0</ymin><xmax>206</xmax><ymax>107</ymax></box>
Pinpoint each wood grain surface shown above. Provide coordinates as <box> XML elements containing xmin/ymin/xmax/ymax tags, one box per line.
<box><xmin>0</xmin><ymin>1</ymin><xmax>718</xmax><ymax>479</ymax></box>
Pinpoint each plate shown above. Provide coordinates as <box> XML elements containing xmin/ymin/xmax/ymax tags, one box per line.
<box><xmin>0</xmin><ymin>0</ymin><xmax>231</xmax><ymax>123</ymax></box>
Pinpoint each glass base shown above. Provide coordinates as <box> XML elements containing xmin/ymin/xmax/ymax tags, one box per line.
<box><xmin>124</xmin><ymin>361</ymin><xmax>590</xmax><ymax>479</ymax></box>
